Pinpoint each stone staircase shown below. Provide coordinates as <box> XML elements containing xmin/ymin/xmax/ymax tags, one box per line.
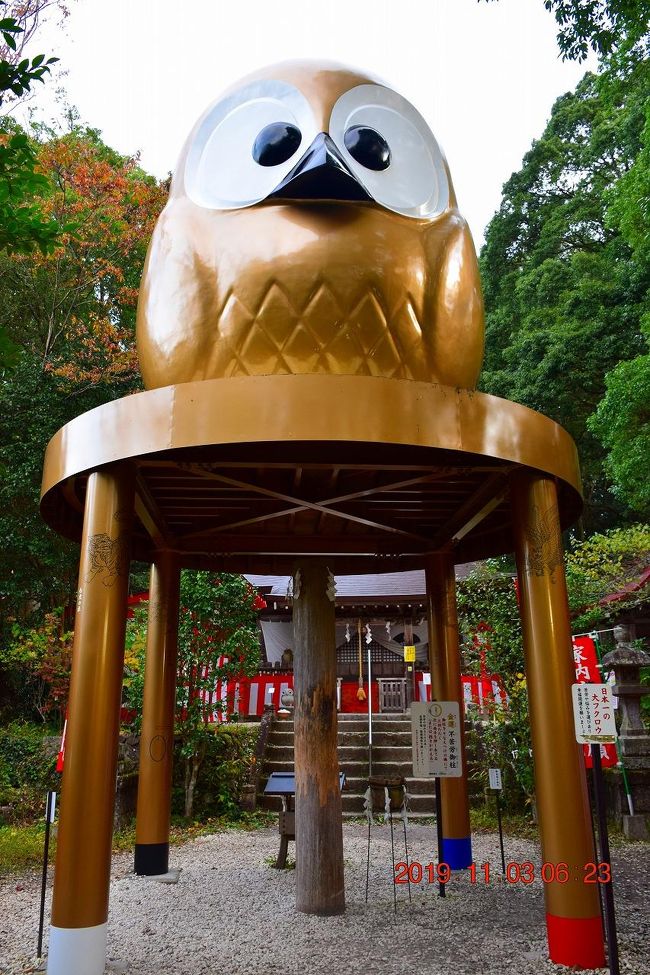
<box><xmin>258</xmin><ymin>712</ymin><xmax>437</xmax><ymax>817</ymax></box>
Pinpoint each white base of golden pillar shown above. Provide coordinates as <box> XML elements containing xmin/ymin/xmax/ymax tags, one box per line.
<box><xmin>47</xmin><ymin>922</ymin><xmax>107</xmax><ymax>975</ymax></box>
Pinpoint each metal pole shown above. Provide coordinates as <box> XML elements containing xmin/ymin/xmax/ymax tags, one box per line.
<box><xmin>434</xmin><ymin>779</ymin><xmax>445</xmax><ymax>898</ymax></box>
<box><xmin>587</xmin><ymin>757</ymin><xmax>607</xmax><ymax>939</ymax></box>
<box><xmin>37</xmin><ymin>791</ymin><xmax>55</xmax><ymax>958</ymax></box>
<box><xmin>365</xmin><ymin>815</ymin><xmax>371</xmax><ymax>903</ymax></box>
<box><xmin>367</xmin><ymin>624</ymin><xmax>373</xmax><ymax>777</ymax></box>
<box><xmin>389</xmin><ymin>807</ymin><xmax>397</xmax><ymax>915</ymax></box>
<box><xmin>495</xmin><ymin>791</ymin><xmax>506</xmax><ymax>874</ymax></box>
<box><xmin>591</xmin><ymin>744</ymin><xmax>620</xmax><ymax>975</ymax></box>
<box><xmin>402</xmin><ymin>787</ymin><xmax>411</xmax><ymax>904</ymax></box>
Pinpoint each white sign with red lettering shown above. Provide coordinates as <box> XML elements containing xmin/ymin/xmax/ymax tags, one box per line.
<box><xmin>572</xmin><ymin>684</ymin><xmax>617</xmax><ymax>744</ymax></box>
<box><xmin>411</xmin><ymin>701</ymin><xmax>463</xmax><ymax>778</ymax></box>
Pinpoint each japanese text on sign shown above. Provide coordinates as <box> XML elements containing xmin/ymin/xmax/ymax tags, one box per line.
<box><xmin>403</xmin><ymin>645</ymin><xmax>416</xmax><ymax>663</ymax></box>
<box><xmin>488</xmin><ymin>768</ymin><xmax>502</xmax><ymax>790</ymax></box>
<box><xmin>411</xmin><ymin>702</ymin><xmax>462</xmax><ymax>778</ymax></box>
<box><xmin>571</xmin><ymin>684</ymin><xmax>617</xmax><ymax>744</ymax></box>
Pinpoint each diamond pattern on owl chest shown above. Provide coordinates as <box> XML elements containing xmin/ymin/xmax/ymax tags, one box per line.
<box><xmin>206</xmin><ymin>276</ymin><xmax>428</xmax><ymax>380</ymax></box>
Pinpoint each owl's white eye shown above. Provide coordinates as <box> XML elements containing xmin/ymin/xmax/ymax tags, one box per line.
<box><xmin>184</xmin><ymin>80</ymin><xmax>317</xmax><ymax>209</ymax></box>
<box><xmin>329</xmin><ymin>84</ymin><xmax>449</xmax><ymax>219</ymax></box>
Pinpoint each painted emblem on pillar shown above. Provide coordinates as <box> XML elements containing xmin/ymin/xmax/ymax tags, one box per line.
<box><xmin>523</xmin><ymin>504</ymin><xmax>563</xmax><ymax>582</ymax></box>
<box><xmin>148</xmin><ymin>734</ymin><xmax>167</xmax><ymax>763</ymax></box>
<box><xmin>86</xmin><ymin>533</ymin><xmax>130</xmax><ymax>587</ymax></box>
<box><xmin>136</xmin><ymin>60</ymin><xmax>484</xmax><ymax>391</ymax></box>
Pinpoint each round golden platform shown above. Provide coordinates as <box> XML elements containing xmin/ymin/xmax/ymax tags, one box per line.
<box><xmin>40</xmin><ymin>375</ymin><xmax>582</xmax><ymax>573</ymax></box>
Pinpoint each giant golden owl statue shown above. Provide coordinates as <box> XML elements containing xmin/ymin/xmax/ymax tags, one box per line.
<box><xmin>136</xmin><ymin>61</ymin><xmax>484</xmax><ymax>389</ymax></box>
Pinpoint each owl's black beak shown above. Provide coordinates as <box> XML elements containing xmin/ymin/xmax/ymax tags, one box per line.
<box><xmin>269</xmin><ymin>132</ymin><xmax>371</xmax><ymax>203</ymax></box>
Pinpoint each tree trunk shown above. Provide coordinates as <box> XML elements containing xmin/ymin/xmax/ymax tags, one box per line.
<box><xmin>184</xmin><ymin>742</ymin><xmax>206</xmax><ymax>819</ymax></box>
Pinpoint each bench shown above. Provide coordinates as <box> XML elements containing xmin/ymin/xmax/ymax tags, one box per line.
<box><xmin>263</xmin><ymin>771</ymin><xmax>346</xmax><ymax>868</ymax></box>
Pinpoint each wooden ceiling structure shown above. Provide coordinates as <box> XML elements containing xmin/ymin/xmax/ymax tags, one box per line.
<box><xmin>40</xmin><ymin>375</ymin><xmax>582</xmax><ymax>575</ymax></box>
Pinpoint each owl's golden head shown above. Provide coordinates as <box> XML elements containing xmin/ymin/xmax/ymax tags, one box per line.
<box><xmin>172</xmin><ymin>59</ymin><xmax>457</xmax><ymax>216</ymax></box>
<box><xmin>137</xmin><ymin>61</ymin><xmax>484</xmax><ymax>390</ymax></box>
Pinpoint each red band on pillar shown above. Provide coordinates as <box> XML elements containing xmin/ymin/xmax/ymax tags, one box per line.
<box><xmin>546</xmin><ymin>913</ymin><xmax>605</xmax><ymax>969</ymax></box>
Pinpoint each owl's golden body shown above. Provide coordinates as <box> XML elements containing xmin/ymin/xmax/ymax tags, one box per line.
<box><xmin>136</xmin><ymin>62</ymin><xmax>484</xmax><ymax>390</ymax></box>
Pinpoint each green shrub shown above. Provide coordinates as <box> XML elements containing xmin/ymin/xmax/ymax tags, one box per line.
<box><xmin>0</xmin><ymin>721</ymin><xmax>59</xmax><ymax>820</ymax></box>
<box><xmin>171</xmin><ymin>723</ymin><xmax>259</xmax><ymax>821</ymax></box>
<box><xmin>0</xmin><ymin>822</ymin><xmax>56</xmax><ymax>871</ymax></box>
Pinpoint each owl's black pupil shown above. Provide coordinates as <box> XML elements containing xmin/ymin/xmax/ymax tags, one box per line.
<box><xmin>253</xmin><ymin>122</ymin><xmax>302</xmax><ymax>166</ymax></box>
<box><xmin>344</xmin><ymin>126</ymin><xmax>390</xmax><ymax>171</ymax></box>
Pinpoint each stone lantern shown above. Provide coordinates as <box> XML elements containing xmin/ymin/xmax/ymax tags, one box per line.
<box><xmin>602</xmin><ymin>624</ymin><xmax>650</xmax><ymax>839</ymax></box>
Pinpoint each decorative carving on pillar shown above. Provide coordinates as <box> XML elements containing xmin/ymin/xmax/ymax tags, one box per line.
<box><xmin>86</xmin><ymin>533</ymin><xmax>130</xmax><ymax>587</ymax></box>
<box><xmin>326</xmin><ymin>570</ymin><xmax>336</xmax><ymax>602</ymax></box>
<box><xmin>291</xmin><ymin>569</ymin><xmax>302</xmax><ymax>601</ymax></box>
<box><xmin>523</xmin><ymin>504</ymin><xmax>563</xmax><ymax>582</ymax></box>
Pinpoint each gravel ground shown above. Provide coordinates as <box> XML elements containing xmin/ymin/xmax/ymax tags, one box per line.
<box><xmin>1</xmin><ymin>823</ymin><xmax>648</xmax><ymax>975</ymax></box>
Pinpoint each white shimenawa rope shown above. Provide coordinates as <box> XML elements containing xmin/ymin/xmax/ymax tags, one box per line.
<box><xmin>383</xmin><ymin>786</ymin><xmax>391</xmax><ymax>823</ymax></box>
<box><xmin>401</xmin><ymin>785</ymin><xmax>411</xmax><ymax>829</ymax></box>
<box><xmin>363</xmin><ymin>786</ymin><xmax>372</xmax><ymax>825</ymax></box>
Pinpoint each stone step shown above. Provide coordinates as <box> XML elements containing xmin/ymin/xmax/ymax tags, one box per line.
<box><xmin>344</xmin><ymin>731</ymin><xmax>413</xmax><ymax>746</ymax></box>
<box><xmin>273</xmin><ymin>718</ymin><xmax>413</xmax><ymax>734</ymax></box>
<box><xmin>267</xmin><ymin>730</ymin><xmax>413</xmax><ymax>749</ymax></box>
<box><xmin>263</xmin><ymin>757</ymin><xmax>417</xmax><ymax>777</ymax></box>
<box><xmin>264</xmin><ymin>744</ymin><xmax>416</xmax><ymax>763</ymax></box>
<box><xmin>337</xmin><ymin>713</ymin><xmax>412</xmax><ymax>722</ymax></box>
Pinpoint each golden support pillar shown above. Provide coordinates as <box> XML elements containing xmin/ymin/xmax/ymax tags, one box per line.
<box><xmin>426</xmin><ymin>553</ymin><xmax>472</xmax><ymax>869</ymax></box>
<box><xmin>48</xmin><ymin>465</ymin><xmax>134</xmax><ymax>975</ymax></box>
<box><xmin>292</xmin><ymin>560</ymin><xmax>345</xmax><ymax>915</ymax></box>
<box><xmin>134</xmin><ymin>553</ymin><xmax>180</xmax><ymax>875</ymax></box>
<box><xmin>511</xmin><ymin>470</ymin><xmax>605</xmax><ymax>969</ymax></box>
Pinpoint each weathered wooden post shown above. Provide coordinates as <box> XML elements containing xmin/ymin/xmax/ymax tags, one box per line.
<box><xmin>292</xmin><ymin>560</ymin><xmax>345</xmax><ymax>915</ymax></box>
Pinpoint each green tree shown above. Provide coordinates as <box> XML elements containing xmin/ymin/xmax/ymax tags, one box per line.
<box><xmin>0</xmin><ymin>2</ymin><xmax>62</xmax><ymax>260</ymax></box>
<box><xmin>122</xmin><ymin>577</ymin><xmax>262</xmax><ymax>818</ymax></box>
<box><xmin>0</xmin><ymin>608</ymin><xmax>72</xmax><ymax>725</ymax></box>
<box><xmin>0</xmin><ymin>357</ymin><xmax>85</xmax><ymax>633</ymax></box>
<box><xmin>479</xmin><ymin>48</ymin><xmax>649</xmax><ymax>527</ymax></box>
<box><xmin>0</xmin><ymin>1</ymin><xmax>65</xmax><ymax>362</ymax></box>
<box><xmin>0</xmin><ymin>123</ymin><xmax>166</xmax><ymax>386</ymax></box>
<box><xmin>588</xmin><ymin>103</ymin><xmax>650</xmax><ymax>513</ymax></box>
<box><xmin>565</xmin><ymin>522</ymin><xmax>650</xmax><ymax>629</ymax></box>
<box><xmin>0</xmin><ymin>2</ymin><xmax>61</xmax><ymax>107</ymax></box>
<box><xmin>457</xmin><ymin>569</ymin><xmax>523</xmax><ymax>675</ymax></box>
<box><xmin>588</xmin><ymin>349</ymin><xmax>650</xmax><ymax>513</ymax></box>
<box><xmin>0</xmin><ymin>126</ymin><xmax>165</xmax><ymax>638</ymax></box>
<box><xmin>481</xmin><ymin>1</ymin><xmax>650</xmax><ymax>61</ymax></box>
<box><xmin>177</xmin><ymin>572</ymin><xmax>261</xmax><ymax>818</ymax></box>
<box><xmin>456</xmin><ymin>567</ymin><xmax>534</xmax><ymax>809</ymax></box>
